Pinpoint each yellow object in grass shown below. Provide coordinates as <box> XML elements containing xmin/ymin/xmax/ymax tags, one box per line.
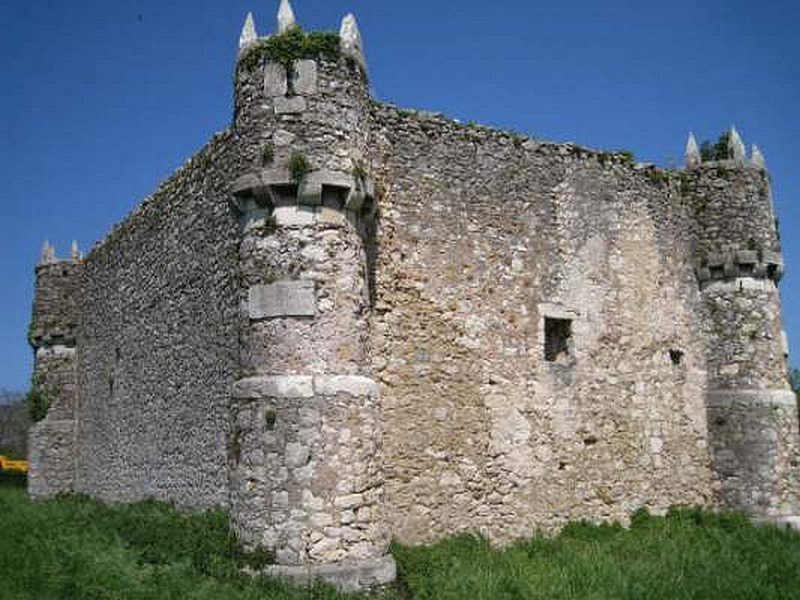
<box><xmin>0</xmin><ymin>455</ymin><xmax>28</xmax><ymax>474</ymax></box>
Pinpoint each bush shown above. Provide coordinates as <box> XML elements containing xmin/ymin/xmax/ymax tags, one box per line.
<box><xmin>700</xmin><ymin>131</ymin><xmax>732</xmax><ymax>162</ymax></box>
<box><xmin>26</xmin><ymin>387</ymin><xmax>49</xmax><ymax>422</ymax></box>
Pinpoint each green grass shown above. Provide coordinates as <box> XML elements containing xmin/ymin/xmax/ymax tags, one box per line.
<box><xmin>1</xmin><ymin>474</ymin><xmax>798</xmax><ymax>599</ymax></box>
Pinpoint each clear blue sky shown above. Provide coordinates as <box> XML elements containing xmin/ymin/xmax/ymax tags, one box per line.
<box><xmin>1</xmin><ymin>0</ymin><xmax>798</xmax><ymax>391</ymax></box>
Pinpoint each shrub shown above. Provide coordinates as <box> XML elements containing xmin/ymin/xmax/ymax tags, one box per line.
<box><xmin>287</xmin><ymin>152</ymin><xmax>311</xmax><ymax>182</ymax></box>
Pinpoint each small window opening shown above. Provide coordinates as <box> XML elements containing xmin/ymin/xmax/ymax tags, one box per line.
<box><xmin>669</xmin><ymin>349</ymin><xmax>684</xmax><ymax>366</ymax></box>
<box><xmin>545</xmin><ymin>317</ymin><xmax>573</xmax><ymax>362</ymax></box>
<box><xmin>709</xmin><ymin>266</ymin><xmax>724</xmax><ymax>279</ymax></box>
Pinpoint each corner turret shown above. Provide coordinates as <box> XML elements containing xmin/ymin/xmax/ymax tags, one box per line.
<box><xmin>28</xmin><ymin>241</ymin><xmax>84</xmax><ymax>499</ymax></box>
<box><xmin>227</xmin><ymin>3</ymin><xmax>393</xmax><ymax>591</ymax></box>
<box><xmin>681</xmin><ymin>128</ymin><xmax>799</xmax><ymax>522</ymax></box>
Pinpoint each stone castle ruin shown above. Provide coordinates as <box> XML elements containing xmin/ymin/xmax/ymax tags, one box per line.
<box><xmin>27</xmin><ymin>0</ymin><xmax>799</xmax><ymax>590</ymax></box>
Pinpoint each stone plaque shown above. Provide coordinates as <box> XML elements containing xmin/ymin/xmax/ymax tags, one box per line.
<box><xmin>249</xmin><ymin>281</ymin><xmax>316</xmax><ymax>319</ymax></box>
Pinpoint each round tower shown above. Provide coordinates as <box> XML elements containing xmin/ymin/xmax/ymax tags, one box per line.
<box><xmin>227</xmin><ymin>3</ymin><xmax>394</xmax><ymax>591</ymax></box>
<box><xmin>685</xmin><ymin>129</ymin><xmax>799</xmax><ymax>522</ymax></box>
<box><xmin>27</xmin><ymin>241</ymin><xmax>84</xmax><ymax>499</ymax></box>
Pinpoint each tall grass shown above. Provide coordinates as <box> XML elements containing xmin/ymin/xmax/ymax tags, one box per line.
<box><xmin>393</xmin><ymin>509</ymin><xmax>800</xmax><ymax>600</ymax></box>
<box><xmin>1</xmin><ymin>474</ymin><xmax>798</xmax><ymax>599</ymax></box>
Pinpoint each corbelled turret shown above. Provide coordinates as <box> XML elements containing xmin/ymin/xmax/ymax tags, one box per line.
<box><xmin>227</xmin><ymin>2</ymin><xmax>394</xmax><ymax>591</ymax></box>
<box><xmin>682</xmin><ymin>126</ymin><xmax>799</xmax><ymax>522</ymax></box>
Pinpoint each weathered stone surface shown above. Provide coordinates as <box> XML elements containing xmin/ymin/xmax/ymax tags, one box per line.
<box><xmin>264</xmin><ymin>62</ymin><xmax>288</xmax><ymax>97</ymax></box>
<box><xmin>339</xmin><ymin>14</ymin><xmax>366</xmax><ymax>71</ymax></box>
<box><xmin>233</xmin><ymin>376</ymin><xmax>314</xmax><ymax>400</ymax></box>
<box><xmin>729</xmin><ymin>126</ymin><xmax>747</xmax><ymax>162</ymax></box>
<box><xmin>239</xmin><ymin>12</ymin><xmax>257</xmax><ymax>50</ymax></box>
<box><xmin>685</xmin><ymin>132</ymin><xmax>701</xmax><ymax>168</ymax></box>
<box><xmin>274</xmin><ymin>96</ymin><xmax>307</xmax><ymax>114</ymax></box>
<box><xmin>263</xmin><ymin>555</ymin><xmax>397</xmax><ymax>593</ymax></box>
<box><xmin>249</xmin><ymin>281</ymin><xmax>316</xmax><ymax>319</ymax></box>
<box><xmin>277</xmin><ymin>0</ymin><xmax>297</xmax><ymax>34</ymax></box>
<box><xmin>292</xmin><ymin>60</ymin><xmax>317</xmax><ymax>95</ymax></box>
<box><xmin>751</xmin><ymin>144</ymin><xmax>766</xmax><ymax>169</ymax></box>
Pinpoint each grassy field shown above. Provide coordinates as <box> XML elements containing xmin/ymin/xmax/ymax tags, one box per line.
<box><xmin>1</xmin><ymin>473</ymin><xmax>798</xmax><ymax>599</ymax></box>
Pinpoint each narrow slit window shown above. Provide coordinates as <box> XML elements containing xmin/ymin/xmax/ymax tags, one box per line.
<box><xmin>545</xmin><ymin>317</ymin><xmax>573</xmax><ymax>362</ymax></box>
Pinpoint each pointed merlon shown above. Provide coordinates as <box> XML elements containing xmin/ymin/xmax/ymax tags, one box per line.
<box><xmin>751</xmin><ymin>145</ymin><xmax>766</xmax><ymax>169</ymax></box>
<box><xmin>340</xmin><ymin>14</ymin><xmax>367</xmax><ymax>71</ymax></box>
<box><xmin>685</xmin><ymin>132</ymin><xmax>701</xmax><ymax>168</ymax></box>
<box><xmin>40</xmin><ymin>240</ymin><xmax>55</xmax><ymax>264</ymax></box>
<box><xmin>239</xmin><ymin>12</ymin><xmax>258</xmax><ymax>50</ymax></box>
<box><xmin>71</xmin><ymin>240</ymin><xmax>81</xmax><ymax>260</ymax></box>
<box><xmin>728</xmin><ymin>126</ymin><xmax>746</xmax><ymax>162</ymax></box>
<box><xmin>277</xmin><ymin>0</ymin><xmax>297</xmax><ymax>33</ymax></box>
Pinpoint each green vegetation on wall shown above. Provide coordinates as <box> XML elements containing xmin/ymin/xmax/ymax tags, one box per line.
<box><xmin>791</xmin><ymin>368</ymin><xmax>799</xmax><ymax>400</ymax></box>
<box><xmin>239</xmin><ymin>28</ymin><xmax>340</xmax><ymax>72</ymax></box>
<box><xmin>700</xmin><ymin>131</ymin><xmax>733</xmax><ymax>162</ymax></box>
<box><xmin>287</xmin><ymin>152</ymin><xmax>311</xmax><ymax>182</ymax></box>
<box><xmin>25</xmin><ymin>382</ymin><xmax>49</xmax><ymax>423</ymax></box>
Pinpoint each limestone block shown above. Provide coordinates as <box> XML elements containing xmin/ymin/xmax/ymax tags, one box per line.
<box><xmin>263</xmin><ymin>555</ymin><xmax>397</xmax><ymax>593</ymax></box>
<box><xmin>264</xmin><ymin>62</ymin><xmax>288</xmax><ymax>97</ymax></box>
<box><xmin>233</xmin><ymin>376</ymin><xmax>314</xmax><ymax>399</ymax></box>
<box><xmin>314</xmin><ymin>375</ymin><xmax>380</xmax><ymax>398</ymax></box>
<box><xmin>277</xmin><ymin>0</ymin><xmax>297</xmax><ymax>34</ymax></box>
<box><xmin>292</xmin><ymin>60</ymin><xmax>317</xmax><ymax>95</ymax></box>
<box><xmin>239</xmin><ymin>13</ymin><xmax>257</xmax><ymax>50</ymax></box>
<box><xmin>248</xmin><ymin>281</ymin><xmax>316</xmax><ymax>319</ymax></box>
<box><xmin>274</xmin><ymin>97</ymin><xmax>307</xmax><ymax>114</ymax></box>
<box><xmin>298</xmin><ymin>179</ymin><xmax>323</xmax><ymax>206</ymax></box>
<box><xmin>273</xmin><ymin>206</ymin><xmax>315</xmax><ymax>227</ymax></box>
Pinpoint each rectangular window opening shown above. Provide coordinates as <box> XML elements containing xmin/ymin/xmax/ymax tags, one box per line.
<box><xmin>545</xmin><ymin>317</ymin><xmax>573</xmax><ymax>362</ymax></box>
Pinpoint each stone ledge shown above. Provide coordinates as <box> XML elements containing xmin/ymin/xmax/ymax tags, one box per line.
<box><xmin>230</xmin><ymin>169</ymin><xmax>375</xmax><ymax>216</ymax></box>
<box><xmin>35</xmin><ymin>345</ymin><xmax>77</xmax><ymax>359</ymax></box>
<box><xmin>233</xmin><ymin>375</ymin><xmax>380</xmax><ymax>400</ymax></box>
<box><xmin>697</xmin><ymin>249</ymin><xmax>784</xmax><ymax>284</ymax></box>
<box><xmin>261</xmin><ymin>554</ymin><xmax>396</xmax><ymax>593</ymax></box>
<box><xmin>752</xmin><ymin>516</ymin><xmax>800</xmax><ymax>532</ymax></box>
<box><xmin>707</xmin><ymin>389</ymin><xmax>798</xmax><ymax>409</ymax></box>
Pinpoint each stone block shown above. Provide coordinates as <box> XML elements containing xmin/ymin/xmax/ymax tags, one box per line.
<box><xmin>263</xmin><ymin>555</ymin><xmax>397</xmax><ymax>593</ymax></box>
<box><xmin>248</xmin><ymin>281</ymin><xmax>316</xmax><ymax>320</ymax></box>
<box><xmin>736</xmin><ymin>250</ymin><xmax>758</xmax><ymax>265</ymax></box>
<box><xmin>274</xmin><ymin>97</ymin><xmax>307</xmax><ymax>114</ymax></box>
<box><xmin>233</xmin><ymin>376</ymin><xmax>314</xmax><ymax>399</ymax></box>
<box><xmin>314</xmin><ymin>375</ymin><xmax>380</xmax><ymax>398</ymax></box>
<box><xmin>298</xmin><ymin>179</ymin><xmax>323</xmax><ymax>206</ymax></box>
<box><xmin>264</xmin><ymin>62</ymin><xmax>288</xmax><ymax>96</ymax></box>
<box><xmin>292</xmin><ymin>60</ymin><xmax>317</xmax><ymax>95</ymax></box>
<box><xmin>273</xmin><ymin>206</ymin><xmax>315</xmax><ymax>227</ymax></box>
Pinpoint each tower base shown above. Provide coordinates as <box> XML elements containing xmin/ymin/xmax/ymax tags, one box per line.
<box><xmin>261</xmin><ymin>555</ymin><xmax>397</xmax><ymax>592</ymax></box>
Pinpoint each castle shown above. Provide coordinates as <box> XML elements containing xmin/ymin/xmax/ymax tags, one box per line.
<box><xmin>26</xmin><ymin>1</ymin><xmax>799</xmax><ymax>591</ymax></box>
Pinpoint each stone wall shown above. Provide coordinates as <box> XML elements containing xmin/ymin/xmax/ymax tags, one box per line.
<box><xmin>71</xmin><ymin>134</ymin><xmax>242</xmax><ymax>508</ymax></box>
<box><xmin>367</xmin><ymin>106</ymin><xmax>717</xmax><ymax>544</ymax></box>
